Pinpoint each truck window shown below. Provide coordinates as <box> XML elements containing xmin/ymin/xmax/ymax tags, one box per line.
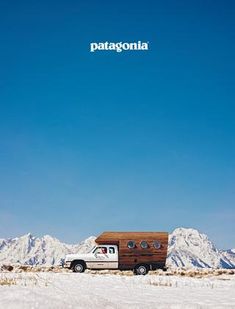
<box><xmin>140</xmin><ymin>240</ymin><xmax>148</xmax><ymax>249</ymax></box>
<box><xmin>94</xmin><ymin>247</ymin><xmax>107</xmax><ymax>254</ymax></box>
<box><xmin>153</xmin><ymin>241</ymin><xmax>161</xmax><ymax>249</ymax></box>
<box><xmin>109</xmin><ymin>247</ymin><xmax>115</xmax><ymax>254</ymax></box>
<box><xmin>127</xmin><ymin>240</ymin><xmax>136</xmax><ymax>249</ymax></box>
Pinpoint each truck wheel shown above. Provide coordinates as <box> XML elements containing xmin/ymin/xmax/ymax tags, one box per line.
<box><xmin>72</xmin><ymin>261</ymin><xmax>86</xmax><ymax>273</ymax></box>
<box><xmin>134</xmin><ymin>264</ymin><xmax>149</xmax><ymax>275</ymax></box>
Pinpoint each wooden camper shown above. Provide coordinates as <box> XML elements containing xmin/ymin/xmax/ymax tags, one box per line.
<box><xmin>95</xmin><ymin>231</ymin><xmax>168</xmax><ymax>270</ymax></box>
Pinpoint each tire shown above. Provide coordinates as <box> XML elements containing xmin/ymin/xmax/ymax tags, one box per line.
<box><xmin>72</xmin><ymin>261</ymin><xmax>86</xmax><ymax>273</ymax></box>
<box><xmin>134</xmin><ymin>264</ymin><xmax>149</xmax><ymax>275</ymax></box>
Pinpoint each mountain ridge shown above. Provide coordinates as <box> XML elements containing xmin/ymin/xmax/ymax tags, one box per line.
<box><xmin>0</xmin><ymin>228</ymin><xmax>234</xmax><ymax>269</ymax></box>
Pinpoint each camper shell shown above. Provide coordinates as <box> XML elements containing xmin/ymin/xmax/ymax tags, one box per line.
<box><xmin>95</xmin><ymin>231</ymin><xmax>168</xmax><ymax>271</ymax></box>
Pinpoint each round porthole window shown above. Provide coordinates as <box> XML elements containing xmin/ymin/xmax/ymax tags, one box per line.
<box><xmin>153</xmin><ymin>241</ymin><xmax>161</xmax><ymax>249</ymax></box>
<box><xmin>127</xmin><ymin>240</ymin><xmax>136</xmax><ymax>249</ymax></box>
<box><xmin>140</xmin><ymin>241</ymin><xmax>148</xmax><ymax>249</ymax></box>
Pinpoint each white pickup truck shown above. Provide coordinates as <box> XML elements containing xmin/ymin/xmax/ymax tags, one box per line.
<box><xmin>64</xmin><ymin>245</ymin><xmax>118</xmax><ymax>273</ymax></box>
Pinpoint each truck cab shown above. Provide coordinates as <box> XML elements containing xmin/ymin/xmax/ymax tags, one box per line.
<box><xmin>64</xmin><ymin>244</ymin><xmax>118</xmax><ymax>273</ymax></box>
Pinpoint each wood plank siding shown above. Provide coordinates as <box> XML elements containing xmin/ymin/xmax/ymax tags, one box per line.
<box><xmin>96</xmin><ymin>232</ymin><xmax>168</xmax><ymax>270</ymax></box>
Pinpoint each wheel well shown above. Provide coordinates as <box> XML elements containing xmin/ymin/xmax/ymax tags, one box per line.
<box><xmin>133</xmin><ymin>263</ymin><xmax>150</xmax><ymax>275</ymax></box>
<box><xmin>71</xmin><ymin>260</ymin><xmax>86</xmax><ymax>269</ymax></box>
<box><xmin>135</xmin><ymin>263</ymin><xmax>150</xmax><ymax>270</ymax></box>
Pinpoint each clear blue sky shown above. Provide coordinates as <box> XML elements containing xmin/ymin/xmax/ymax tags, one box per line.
<box><xmin>0</xmin><ymin>0</ymin><xmax>234</xmax><ymax>248</ymax></box>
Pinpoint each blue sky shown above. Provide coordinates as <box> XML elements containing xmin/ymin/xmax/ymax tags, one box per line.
<box><xmin>0</xmin><ymin>0</ymin><xmax>234</xmax><ymax>248</ymax></box>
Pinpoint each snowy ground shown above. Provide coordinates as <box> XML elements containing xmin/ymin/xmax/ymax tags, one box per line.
<box><xmin>0</xmin><ymin>271</ymin><xmax>235</xmax><ymax>309</ymax></box>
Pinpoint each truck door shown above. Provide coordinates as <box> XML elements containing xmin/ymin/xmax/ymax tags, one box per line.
<box><xmin>87</xmin><ymin>246</ymin><xmax>109</xmax><ymax>269</ymax></box>
<box><xmin>87</xmin><ymin>246</ymin><xmax>118</xmax><ymax>269</ymax></box>
<box><xmin>106</xmin><ymin>246</ymin><xmax>118</xmax><ymax>269</ymax></box>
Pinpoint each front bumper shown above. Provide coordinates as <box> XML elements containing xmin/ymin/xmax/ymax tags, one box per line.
<box><xmin>61</xmin><ymin>261</ymin><xmax>71</xmax><ymax>268</ymax></box>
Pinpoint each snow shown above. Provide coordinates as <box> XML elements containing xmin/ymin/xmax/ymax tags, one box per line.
<box><xmin>0</xmin><ymin>272</ymin><xmax>235</xmax><ymax>308</ymax></box>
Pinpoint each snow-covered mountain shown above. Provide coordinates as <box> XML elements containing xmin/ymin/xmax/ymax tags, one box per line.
<box><xmin>0</xmin><ymin>228</ymin><xmax>234</xmax><ymax>268</ymax></box>
<box><xmin>0</xmin><ymin>233</ymin><xmax>96</xmax><ymax>266</ymax></box>
<box><xmin>167</xmin><ymin>228</ymin><xmax>235</xmax><ymax>269</ymax></box>
<box><xmin>221</xmin><ymin>249</ymin><xmax>235</xmax><ymax>268</ymax></box>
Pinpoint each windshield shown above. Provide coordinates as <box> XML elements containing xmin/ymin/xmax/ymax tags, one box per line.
<box><xmin>88</xmin><ymin>246</ymin><xmax>96</xmax><ymax>253</ymax></box>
